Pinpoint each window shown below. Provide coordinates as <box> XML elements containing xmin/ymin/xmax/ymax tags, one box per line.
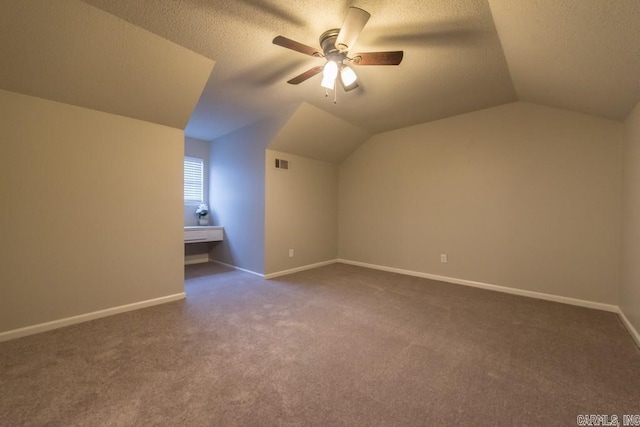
<box><xmin>184</xmin><ymin>156</ymin><xmax>204</xmax><ymax>203</ymax></box>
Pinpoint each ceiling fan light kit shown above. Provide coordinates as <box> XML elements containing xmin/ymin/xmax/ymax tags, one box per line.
<box><xmin>272</xmin><ymin>6</ymin><xmax>404</xmax><ymax>102</ymax></box>
<box><xmin>341</xmin><ymin>65</ymin><xmax>357</xmax><ymax>86</ymax></box>
<box><xmin>321</xmin><ymin>60</ymin><xmax>339</xmax><ymax>90</ymax></box>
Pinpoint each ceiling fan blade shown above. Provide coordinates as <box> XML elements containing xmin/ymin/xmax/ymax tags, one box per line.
<box><xmin>335</xmin><ymin>7</ymin><xmax>371</xmax><ymax>53</ymax></box>
<box><xmin>273</xmin><ymin>36</ymin><xmax>322</xmax><ymax>57</ymax></box>
<box><xmin>352</xmin><ymin>51</ymin><xmax>404</xmax><ymax>66</ymax></box>
<box><xmin>287</xmin><ymin>66</ymin><xmax>323</xmax><ymax>84</ymax></box>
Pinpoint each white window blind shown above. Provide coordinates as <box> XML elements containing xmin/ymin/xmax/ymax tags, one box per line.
<box><xmin>184</xmin><ymin>157</ymin><xmax>204</xmax><ymax>202</ymax></box>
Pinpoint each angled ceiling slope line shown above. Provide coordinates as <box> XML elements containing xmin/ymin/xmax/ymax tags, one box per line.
<box><xmin>268</xmin><ymin>102</ymin><xmax>371</xmax><ymax>164</ymax></box>
<box><xmin>488</xmin><ymin>0</ymin><xmax>640</xmax><ymax>120</ymax></box>
<box><xmin>0</xmin><ymin>0</ymin><xmax>214</xmax><ymax>129</ymax></box>
<box><xmin>211</xmin><ymin>104</ymin><xmax>299</xmax><ymax>151</ymax></box>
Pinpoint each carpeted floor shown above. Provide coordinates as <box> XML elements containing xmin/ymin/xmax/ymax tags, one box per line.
<box><xmin>1</xmin><ymin>262</ymin><xmax>639</xmax><ymax>426</ymax></box>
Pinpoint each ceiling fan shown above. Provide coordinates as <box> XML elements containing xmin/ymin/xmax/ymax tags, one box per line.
<box><xmin>272</xmin><ymin>7</ymin><xmax>403</xmax><ymax>95</ymax></box>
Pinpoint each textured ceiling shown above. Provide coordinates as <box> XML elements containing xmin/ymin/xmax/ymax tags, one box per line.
<box><xmin>489</xmin><ymin>0</ymin><xmax>640</xmax><ymax>121</ymax></box>
<box><xmin>80</xmin><ymin>0</ymin><xmax>517</xmax><ymax>140</ymax></box>
<box><xmin>0</xmin><ymin>0</ymin><xmax>214</xmax><ymax>129</ymax></box>
<box><xmin>2</xmin><ymin>1</ymin><xmax>639</xmax><ymax>141</ymax></box>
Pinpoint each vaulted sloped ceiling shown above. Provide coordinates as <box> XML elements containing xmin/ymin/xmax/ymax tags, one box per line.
<box><xmin>78</xmin><ymin>0</ymin><xmax>639</xmax><ymax>142</ymax></box>
<box><xmin>0</xmin><ymin>0</ymin><xmax>214</xmax><ymax>129</ymax></box>
<box><xmin>489</xmin><ymin>0</ymin><xmax>640</xmax><ymax>120</ymax></box>
<box><xmin>2</xmin><ymin>1</ymin><xmax>639</xmax><ymax>140</ymax></box>
<box><xmin>79</xmin><ymin>0</ymin><xmax>517</xmax><ymax>140</ymax></box>
<box><xmin>269</xmin><ymin>103</ymin><xmax>371</xmax><ymax>163</ymax></box>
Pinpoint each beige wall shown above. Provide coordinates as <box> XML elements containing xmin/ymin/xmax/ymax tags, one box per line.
<box><xmin>0</xmin><ymin>89</ymin><xmax>184</xmax><ymax>332</ymax></box>
<box><xmin>339</xmin><ymin>102</ymin><xmax>623</xmax><ymax>304</ymax></box>
<box><xmin>621</xmin><ymin>101</ymin><xmax>640</xmax><ymax>332</ymax></box>
<box><xmin>265</xmin><ymin>150</ymin><xmax>338</xmax><ymax>274</ymax></box>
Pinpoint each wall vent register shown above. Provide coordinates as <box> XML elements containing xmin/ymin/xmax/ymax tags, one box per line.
<box><xmin>275</xmin><ymin>158</ymin><xmax>290</xmax><ymax>170</ymax></box>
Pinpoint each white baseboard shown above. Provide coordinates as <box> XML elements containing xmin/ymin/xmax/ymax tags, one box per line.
<box><xmin>209</xmin><ymin>260</ymin><xmax>265</xmax><ymax>278</ymax></box>
<box><xmin>208</xmin><ymin>259</ymin><xmax>339</xmax><ymax>280</ymax></box>
<box><xmin>337</xmin><ymin>259</ymin><xmax>619</xmax><ymax>313</ymax></box>
<box><xmin>264</xmin><ymin>259</ymin><xmax>339</xmax><ymax>280</ymax></box>
<box><xmin>0</xmin><ymin>293</ymin><xmax>186</xmax><ymax>343</ymax></box>
<box><xmin>617</xmin><ymin>308</ymin><xmax>640</xmax><ymax>349</ymax></box>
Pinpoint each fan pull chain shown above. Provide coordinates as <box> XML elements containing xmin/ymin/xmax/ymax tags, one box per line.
<box><xmin>325</xmin><ymin>88</ymin><xmax>329</xmax><ymax>98</ymax></box>
<box><xmin>333</xmin><ymin>85</ymin><xmax>337</xmax><ymax>104</ymax></box>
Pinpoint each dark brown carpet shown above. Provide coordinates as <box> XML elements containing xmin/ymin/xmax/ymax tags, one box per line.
<box><xmin>1</xmin><ymin>262</ymin><xmax>639</xmax><ymax>426</ymax></box>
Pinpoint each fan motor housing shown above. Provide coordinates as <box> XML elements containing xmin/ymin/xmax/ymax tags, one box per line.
<box><xmin>319</xmin><ymin>29</ymin><xmax>344</xmax><ymax>61</ymax></box>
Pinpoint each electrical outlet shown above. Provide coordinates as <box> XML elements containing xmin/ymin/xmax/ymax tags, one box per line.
<box><xmin>289</xmin><ymin>249</ymin><xmax>294</xmax><ymax>258</ymax></box>
<box><xmin>440</xmin><ymin>254</ymin><xmax>448</xmax><ymax>263</ymax></box>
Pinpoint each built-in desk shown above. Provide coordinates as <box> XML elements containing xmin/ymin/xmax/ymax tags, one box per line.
<box><xmin>184</xmin><ymin>226</ymin><xmax>224</xmax><ymax>265</ymax></box>
<box><xmin>184</xmin><ymin>226</ymin><xmax>224</xmax><ymax>243</ymax></box>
